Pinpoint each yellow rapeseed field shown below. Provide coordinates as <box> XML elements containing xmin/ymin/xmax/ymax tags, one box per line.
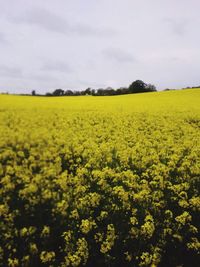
<box><xmin>0</xmin><ymin>89</ymin><xmax>200</xmax><ymax>267</ymax></box>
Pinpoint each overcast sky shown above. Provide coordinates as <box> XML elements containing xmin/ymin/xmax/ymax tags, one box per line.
<box><xmin>0</xmin><ymin>0</ymin><xmax>200</xmax><ymax>94</ymax></box>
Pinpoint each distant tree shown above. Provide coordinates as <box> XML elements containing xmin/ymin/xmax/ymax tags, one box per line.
<box><xmin>129</xmin><ymin>80</ymin><xmax>157</xmax><ymax>93</ymax></box>
<box><xmin>1</xmin><ymin>91</ymin><xmax>9</xmax><ymax>95</ymax></box>
<box><xmin>95</xmin><ymin>87</ymin><xmax>116</xmax><ymax>96</ymax></box>
<box><xmin>64</xmin><ymin>90</ymin><xmax>74</xmax><ymax>96</ymax></box>
<box><xmin>96</xmin><ymin>89</ymin><xmax>106</xmax><ymax>96</ymax></box>
<box><xmin>80</xmin><ymin>91</ymin><xmax>85</xmax><ymax>95</ymax></box>
<box><xmin>103</xmin><ymin>87</ymin><xmax>116</xmax><ymax>96</ymax></box>
<box><xmin>106</xmin><ymin>89</ymin><xmax>116</xmax><ymax>96</ymax></box>
<box><xmin>52</xmin><ymin>89</ymin><xmax>64</xmax><ymax>96</ymax></box>
<box><xmin>91</xmin><ymin>89</ymin><xmax>96</xmax><ymax>96</ymax></box>
<box><xmin>146</xmin><ymin>84</ymin><xmax>157</xmax><ymax>92</ymax></box>
<box><xmin>46</xmin><ymin>92</ymin><xmax>52</xmax><ymax>96</ymax></box>
<box><xmin>84</xmin><ymin>88</ymin><xmax>92</xmax><ymax>95</ymax></box>
<box><xmin>73</xmin><ymin>91</ymin><xmax>81</xmax><ymax>96</ymax></box>
<box><xmin>128</xmin><ymin>80</ymin><xmax>147</xmax><ymax>93</ymax></box>
<box><xmin>116</xmin><ymin>87</ymin><xmax>129</xmax><ymax>95</ymax></box>
<box><xmin>44</xmin><ymin>81</ymin><xmax>157</xmax><ymax>97</ymax></box>
<box><xmin>32</xmin><ymin>90</ymin><xmax>36</xmax><ymax>96</ymax></box>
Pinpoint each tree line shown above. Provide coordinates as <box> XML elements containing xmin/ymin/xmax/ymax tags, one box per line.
<box><xmin>32</xmin><ymin>80</ymin><xmax>157</xmax><ymax>96</ymax></box>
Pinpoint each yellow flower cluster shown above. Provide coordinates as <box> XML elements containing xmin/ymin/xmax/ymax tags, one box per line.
<box><xmin>0</xmin><ymin>89</ymin><xmax>199</xmax><ymax>266</ymax></box>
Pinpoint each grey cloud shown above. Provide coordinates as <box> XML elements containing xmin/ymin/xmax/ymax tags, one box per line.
<box><xmin>0</xmin><ymin>0</ymin><xmax>200</xmax><ymax>93</ymax></box>
<box><xmin>164</xmin><ymin>18</ymin><xmax>189</xmax><ymax>36</ymax></box>
<box><xmin>102</xmin><ymin>48</ymin><xmax>136</xmax><ymax>63</ymax></box>
<box><xmin>13</xmin><ymin>7</ymin><xmax>116</xmax><ymax>37</ymax></box>
<box><xmin>42</xmin><ymin>60</ymin><xmax>73</xmax><ymax>73</ymax></box>
<box><xmin>75</xmin><ymin>79</ymin><xmax>104</xmax><ymax>89</ymax></box>
<box><xmin>0</xmin><ymin>65</ymin><xmax>22</xmax><ymax>78</ymax></box>
<box><xmin>0</xmin><ymin>32</ymin><xmax>7</xmax><ymax>44</ymax></box>
<box><xmin>72</xmin><ymin>24</ymin><xmax>116</xmax><ymax>37</ymax></box>
<box><xmin>27</xmin><ymin>72</ymin><xmax>58</xmax><ymax>82</ymax></box>
<box><xmin>14</xmin><ymin>7</ymin><xmax>69</xmax><ymax>34</ymax></box>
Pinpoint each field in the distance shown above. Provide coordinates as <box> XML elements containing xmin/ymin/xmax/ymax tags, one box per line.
<box><xmin>0</xmin><ymin>89</ymin><xmax>200</xmax><ymax>267</ymax></box>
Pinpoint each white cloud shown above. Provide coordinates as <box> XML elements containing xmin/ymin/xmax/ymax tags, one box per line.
<box><xmin>0</xmin><ymin>0</ymin><xmax>200</xmax><ymax>93</ymax></box>
<box><xmin>102</xmin><ymin>47</ymin><xmax>136</xmax><ymax>63</ymax></box>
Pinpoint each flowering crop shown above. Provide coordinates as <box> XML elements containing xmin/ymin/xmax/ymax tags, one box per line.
<box><xmin>0</xmin><ymin>89</ymin><xmax>200</xmax><ymax>266</ymax></box>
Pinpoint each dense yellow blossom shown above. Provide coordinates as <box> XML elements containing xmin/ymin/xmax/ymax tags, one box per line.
<box><xmin>0</xmin><ymin>89</ymin><xmax>199</xmax><ymax>266</ymax></box>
